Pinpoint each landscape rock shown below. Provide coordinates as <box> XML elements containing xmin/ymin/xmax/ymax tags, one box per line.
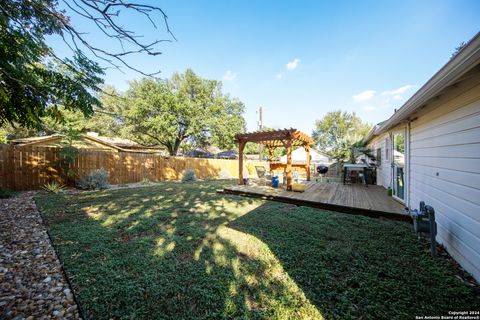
<box><xmin>0</xmin><ymin>192</ymin><xmax>81</xmax><ymax>319</ymax></box>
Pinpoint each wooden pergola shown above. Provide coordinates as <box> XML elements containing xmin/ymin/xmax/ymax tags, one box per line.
<box><xmin>236</xmin><ymin>128</ymin><xmax>315</xmax><ymax>191</ymax></box>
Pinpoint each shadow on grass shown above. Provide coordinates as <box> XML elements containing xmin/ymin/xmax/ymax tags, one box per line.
<box><xmin>36</xmin><ymin>180</ymin><xmax>322</xmax><ymax>319</ymax></box>
<box><xmin>229</xmin><ymin>202</ymin><xmax>480</xmax><ymax>319</ymax></box>
<box><xmin>36</xmin><ymin>180</ymin><xmax>479</xmax><ymax>319</ymax></box>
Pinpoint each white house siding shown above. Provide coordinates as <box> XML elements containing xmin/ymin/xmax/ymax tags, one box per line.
<box><xmin>369</xmin><ymin>135</ymin><xmax>391</xmax><ymax>188</ymax></box>
<box><xmin>409</xmin><ymin>77</ymin><xmax>480</xmax><ymax>281</ymax></box>
<box><xmin>369</xmin><ymin>123</ymin><xmax>406</xmax><ymax>191</ymax></box>
<box><xmin>280</xmin><ymin>148</ymin><xmax>331</xmax><ymax>164</ymax></box>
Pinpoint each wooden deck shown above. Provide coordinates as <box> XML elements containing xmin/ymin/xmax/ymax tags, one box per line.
<box><xmin>222</xmin><ymin>181</ymin><xmax>410</xmax><ymax>222</ymax></box>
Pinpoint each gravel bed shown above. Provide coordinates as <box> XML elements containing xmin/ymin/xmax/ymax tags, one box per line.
<box><xmin>0</xmin><ymin>192</ymin><xmax>81</xmax><ymax>319</ymax></box>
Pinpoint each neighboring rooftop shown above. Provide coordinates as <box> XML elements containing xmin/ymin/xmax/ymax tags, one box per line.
<box><xmin>10</xmin><ymin>132</ymin><xmax>163</xmax><ymax>153</ymax></box>
<box><xmin>85</xmin><ymin>132</ymin><xmax>152</xmax><ymax>149</ymax></box>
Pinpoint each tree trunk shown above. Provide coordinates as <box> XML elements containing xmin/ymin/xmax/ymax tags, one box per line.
<box><xmin>167</xmin><ymin>147</ymin><xmax>176</xmax><ymax>156</ymax></box>
<box><xmin>166</xmin><ymin>137</ymin><xmax>185</xmax><ymax>156</ymax></box>
<box><xmin>172</xmin><ymin>138</ymin><xmax>182</xmax><ymax>156</ymax></box>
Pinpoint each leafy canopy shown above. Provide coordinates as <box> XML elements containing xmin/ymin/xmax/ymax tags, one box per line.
<box><xmin>312</xmin><ymin>110</ymin><xmax>372</xmax><ymax>161</ymax></box>
<box><xmin>122</xmin><ymin>69</ymin><xmax>246</xmax><ymax>155</ymax></box>
<box><xmin>41</xmin><ymin>86</ymin><xmax>125</xmax><ymax>137</ymax></box>
<box><xmin>0</xmin><ymin>128</ymin><xmax>6</xmax><ymax>144</ymax></box>
<box><xmin>0</xmin><ymin>0</ymin><xmax>173</xmax><ymax>129</ymax></box>
<box><xmin>0</xmin><ymin>0</ymin><xmax>104</xmax><ymax>128</ymax></box>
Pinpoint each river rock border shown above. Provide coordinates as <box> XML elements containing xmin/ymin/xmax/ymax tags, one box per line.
<box><xmin>0</xmin><ymin>192</ymin><xmax>81</xmax><ymax>319</ymax></box>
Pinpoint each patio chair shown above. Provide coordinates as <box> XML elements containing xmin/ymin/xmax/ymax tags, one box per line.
<box><xmin>345</xmin><ymin>170</ymin><xmax>358</xmax><ymax>184</ymax></box>
<box><xmin>255</xmin><ymin>166</ymin><xmax>271</xmax><ymax>186</ymax></box>
<box><xmin>345</xmin><ymin>169</ymin><xmax>367</xmax><ymax>186</ymax></box>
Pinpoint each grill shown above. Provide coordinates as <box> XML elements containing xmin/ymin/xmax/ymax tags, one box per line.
<box><xmin>315</xmin><ymin>165</ymin><xmax>329</xmax><ymax>183</ymax></box>
<box><xmin>316</xmin><ymin>165</ymin><xmax>328</xmax><ymax>174</ymax></box>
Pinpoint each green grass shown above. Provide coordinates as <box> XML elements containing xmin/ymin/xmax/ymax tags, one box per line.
<box><xmin>35</xmin><ymin>180</ymin><xmax>479</xmax><ymax>319</ymax></box>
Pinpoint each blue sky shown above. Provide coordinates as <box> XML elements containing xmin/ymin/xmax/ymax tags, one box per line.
<box><xmin>51</xmin><ymin>0</ymin><xmax>480</xmax><ymax>134</ymax></box>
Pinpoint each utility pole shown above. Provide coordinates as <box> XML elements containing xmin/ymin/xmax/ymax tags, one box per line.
<box><xmin>257</xmin><ymin>106</ymin><xmax>263</xmax><ymax>160</ymax></box>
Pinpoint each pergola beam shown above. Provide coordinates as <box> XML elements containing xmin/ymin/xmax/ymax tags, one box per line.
<box><xmin>236</xmin><ymin>128</ymin><xmax>314</xmax><ymax>145</ymax></box>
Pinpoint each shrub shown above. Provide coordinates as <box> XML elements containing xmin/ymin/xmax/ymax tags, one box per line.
<box><xmin>0</xmin><ymin>189</ymin><xmax>17</xmax><ymax>199</ymax></box>
<box><xmin>0</xmin><ymin>128</ymin><xmax>7</xmax><ymax>144</ymax></box>
<box><xmin>42</xmin><ymin>182</ymin><xmax>65</xmax><ymax>194</ymax></box>
<box><xmin>141</xmin><ymin>177</ymin><xmax>151</xmax><ymax>185</ymax></box>
<box><xmin>181</xmin><ymin>169</ymin><xmax>197</xmax><ymax>182</ymax></box>
<box><xmin>218</xmin><ymin>169</ymin><xmax>232</xmax><ymax>179</ymax></box>
<box><xmin>77</xmin><ymin>168</ymin><xmax>109</xmax><ymax>190</ymax></box>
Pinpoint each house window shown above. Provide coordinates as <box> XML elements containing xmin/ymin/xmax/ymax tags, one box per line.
<box><xmin>376</xmin><ymin>148</ymin><xmax>382</xmax><ymax>164</ymax></box>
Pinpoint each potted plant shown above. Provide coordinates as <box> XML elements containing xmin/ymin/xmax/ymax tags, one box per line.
<box><xmin>387</xmin><ymin>186</ymin><xmax>393</xmax><ymax>196</ymax></box>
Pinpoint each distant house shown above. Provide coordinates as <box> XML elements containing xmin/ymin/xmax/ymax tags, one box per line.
<box><xmin>365</xmin><ymin>32</ymin><xmax>480</xmax><ymax>281</ymax></box>
<box><xmin>245</xmin><ymin>154</ymin><xmax>262</xmax><ymax>161</ymax></box>
<box><xmin>182</xmin><ymin>148</ymin><xmax>215</xmax><ymax>158</ymax></box>
<box><xmin>280</xmin><ymin>147</ymin><xmax>331</xmax><ymax>165</ymax></box>
<box><xmin>216</xmin><ymin>150</ymin><xmax>238</xmax><ymax>159</ymax></box>
<box><xmin>10</xmin><ymin>132</ymin><xmax>164</xmax><ymax>154</ymax></box>
<box><xmin>179</xmin><ymin>145</ymin><xmax>225</xmax><ymax>158</ymax></box>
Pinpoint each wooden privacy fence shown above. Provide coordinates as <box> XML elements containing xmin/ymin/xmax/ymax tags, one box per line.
<box><xmin>0</xmin><ymin>145</ymin><xmax>268</xmax><ymax>191</ymax></box>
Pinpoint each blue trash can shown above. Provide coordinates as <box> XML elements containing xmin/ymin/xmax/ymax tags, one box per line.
<box><xmin>271</xmin><ymin>176</ymin><xmax>279</xmax><ymax>188</ymax></box>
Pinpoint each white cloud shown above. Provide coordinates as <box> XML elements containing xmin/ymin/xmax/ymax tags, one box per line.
<box><xmin>286</xmin><ymin>58</ymin><xmax>300</xmax><ymax>70</ymax></box>
<box><xmin>223</xmin><ymin>70</ymin><xmax>237</xmax><ymax>81</ymax></box>
<box><xmin>352</xmin><ymin>90</ymin><xmax>376</xmax><ymax>103</ymax></box>
<box><xmin>363</xmin><ymin>106</ymin><xmax>376</xmax><ymax>112</ymax></box>
<box><xmin>276</xmin><ymin>73</ymin><xmax>283</xmax><ymax>80</ymax></box>
<box><xmin>382</xmin><ymin>84</ymin><xmax>414</xmax><ymax>96</ymax></box>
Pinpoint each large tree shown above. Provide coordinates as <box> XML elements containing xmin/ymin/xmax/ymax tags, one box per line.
<box><xmin>0</xmin><ymin>0</ymin><xmax>173</xmax><ymax>129</ymax></box>
<box><xmin>312</xmin><ymin>110</ymin><xmax>372</xmax><ymax>161</ymax></box>
<box><xmin>122</xmin><ymin>70</ymin><xmax>246</xmax><ymax>155</ymax></box>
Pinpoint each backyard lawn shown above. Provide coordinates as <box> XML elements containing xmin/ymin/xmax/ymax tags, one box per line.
<box><xmin>35</xmin><ymin>180</ymin><xmax>479</xmax><ymax>319</ymax></box>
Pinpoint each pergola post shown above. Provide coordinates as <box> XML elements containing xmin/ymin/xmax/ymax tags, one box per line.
<box><xmin>267</xmin><ymin>146</ymin><xmax>274</xmax><ymax>161</ymax></box>
<box><xmin>238</xmin><ymin>141</ymin><xmax>245</xmax><ymax>185</ymax></box>
<box><xmin>305</xmin><ymin>144</ymin><xmax>311</xmax><ymax>181</ymax></box>
<box><xmin>286</xmin><ymin>140</ymin><xmax>292</xmax><ymax>191</ymax></box>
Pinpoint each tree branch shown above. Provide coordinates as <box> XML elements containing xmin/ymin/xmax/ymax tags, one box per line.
<box><xmin>35</xmin><ymin>0</ymin><xmax>176</xmax><ymax>77</ymax></box>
